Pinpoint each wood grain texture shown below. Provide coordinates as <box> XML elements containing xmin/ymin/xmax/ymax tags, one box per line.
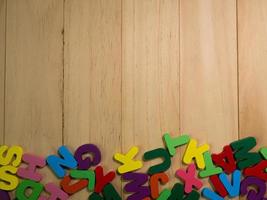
<box><xmin>4</xmin><ymin>1</ymin><xmax>63</xmax><ymax>196</ymax></box>
<box><xmin>180</xmin><ymin>0</ymin><xmax>238</xmax><ymax>152</ymax></box>
<box><xmin>3</xmin><ymin>0</ymin><xmax>267</xmax><ymax>199</ymax></box>
<box><xmin>180</xmin><ymin>1</ymin><xmax>238</xmax><ymax>196</ymax></box>
<box><xmin>0</xmin><ymin>0</ymin><xmax>5</xmax><ymax>145</ymax></box>
<box><xmin>64</xmin><ymin>0</ymin><xmax>122</xmax><ymax>198</ymax></box>
<box><xmin>122</xmin><ymin>0</ymin><xmax>180</xmax><ymax>189</ymax></box>
<box><xmin>238</xmin><ymin>0</ymin><xmax>267</xmax><ymax>148</ymax></box>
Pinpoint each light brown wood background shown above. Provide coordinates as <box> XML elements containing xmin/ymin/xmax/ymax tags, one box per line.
<box><xmin>0</xmin><ymin>0</ymin><xmax>266</xmax><ymax>199</ymax></box>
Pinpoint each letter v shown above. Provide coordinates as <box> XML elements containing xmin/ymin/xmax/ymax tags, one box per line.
<box><xmin>219</xmin><ymin>170</ymin><xmax>241</xmax><ymax>198</ymax></box>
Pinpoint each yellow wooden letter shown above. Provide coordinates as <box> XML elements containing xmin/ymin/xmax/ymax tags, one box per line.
<box><xmin>114</xmin><ymin>146</ymin><xmax>143</xmax><ymax>174</ymax></box>
<box><xmin>0</xmin><ymin>165</ymin><xmax>19</xmax><ymax>191</ymax></box>
<box><xmin>0</xmin><ymin>145</ymin><xmax>23</xmax><ymax>167</ymax></box>
<box><xmin>183</xmin><ymin>139</ymin><xmax>210</xmax><ymax>169</ymax></box>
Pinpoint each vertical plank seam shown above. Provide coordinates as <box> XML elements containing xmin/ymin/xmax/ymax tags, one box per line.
<box><xmin>178</xmin><ymin>0</ymin><xmax>182</xmax><ymax>164</ymax></box>
<box><xmin>120</xmin><ymin>0</ymin><xmax>123</xmax><ymax>196</ymax></box>
<box><xmin>3</xmin><ymin>0</ymin><xmax>7</xmax><ymax>144</ymax></box>
<box><xmin>62</xmin><ymin>0</ymin><xmax>65</xmax><ymax>146</ymax></box>
<box><xmin>236</xmin><ymin>0</ymin><xmax>240</xmax><ymax>141</ymax></box>
<box><xmin>235</xmin><ymin>2</ymin><xmax>240</xmax><ymax>198</ymax></box>
<box><xmin>158</xmin><ymin>0</ymin><xmax>161</xmax><ymax>135</ymax></box>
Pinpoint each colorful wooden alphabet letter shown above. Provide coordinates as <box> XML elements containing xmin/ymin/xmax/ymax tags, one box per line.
<box><xmin>16</xmin><ymin>179</ymin><xmax>43</xmax><ymax>200</ymax></box>
<box><xmin>202</xmin><ymin>188</ymin><xmax>224</xmax><ymax>200</ymax></box>
<box><xmin>259</xmin><ymin>147</ymin><xmax>267</xmax><ymax>172</ymax></box>
<box><xmin>157</xmin><ymin>189</ymin><xmax>171</xmax><ymax>200</ymax></box>
<box><xmin>230</xmin><ymin>137</ymin><xmax>262</xmax><ymax>170</ymax></box>
<box><xmin>102</xmin><ymin>184</ymin><xmax>122</xmax><ymax>200</ymax></box>
<box><xmin>199</xmin><ymin>152</ymin><xmax>222</xmax><ymax>178</ymax></box>
<box><xmin>39</xmin><ymin>183</ymin><xmax>69</xmax><ymax>200</ymax></box>
<box><xmin>0</xmin><ymin>145</ymin><xmax>23</xmax><ymax>191</ymax></box>
<box><xmin>74</xmin><ymin>144</ymin><xmax>101</xmax><ymax>170</ymax></box>
<box><xmin>260</xmin><ymin>147</ymin><xmax>267</xmax><ymax>160</ymax></box>
<box><xmin>243</xmin><ymin>160</ymin><xmax>267</xmax><ymax>181</ymax></box>
<box><xmin>94</xmin><ymin>166</ymin><xmax>115</xmax><ymax>193</ymax></box>
<box><xmin>89</xmin><ymin>192</ymin><xmax>103</xmax><ymax>200</ymax></box>
<box><xmin>176</xmin><ymin>164</ymin><xmax>203</xmax><ymax>193</ymax></box>
<box><xmin>183</xmin><ymin>139</ymin><xmax>210</xmax><ymax>169</ymax></box>
<box><xmin>114</xmin><ymin>146</ymin><xmax>143</xmax><ymax>174</ymax></box>
<box><xmin>17</xmin><ymin>153</ymin><xmax>46</xmax><ymax>181</ymax></box>
<box><xmin>150</xmin><ymin>172</ymin><xmax>169</xmax><ymax>199</ymax></box>
<box><xmin>212</xmin><ymin>145</ymin><xmax>236</xmax><ymax>174</ymax></box>
<box><xmin>209</xmin><ymin>175</ymin><xmax>227</xmax><ymax>197</ymax></box>
<box><xmin>70</xmin><ymin>169</ymin><xmax>95</xmax><ymax>191</ymax></box>
<box><xmin>219</xmin><ymin>170</ymin><xmax>241</xmax><ymax>198</ymax></box>
<box><xmin>88</xmin><ymin>184</ymin><xmax>121</xmax><ymax>200</ymax></box>
<box><xmin>168</xmin><ymin>183</ymin><xmax>200</xmax><ymax>200</ymax></box>
<box><xmin>143</xmin><ymin>148</ymin><xmax>171</xmax><ymax>175</ymax></box>
<box><xmin>60</xmin><ymin>175</ymin><xmax>89</xmax><ymax>195</ymax></box>
<box><xmin>0</xmin><ymin>145</ymin><xmax>23</xmax><ymax>167</ymax></box>
<box><xmin>163</xmin><ymin>133</ymin><xmax>190</xmax><ymax>156</ymax></box>
<box><xmin>0</xmin><ymin>189</ymin><xmax>10</xmax><ymax>200</ymax></box>
<box><xmin>240</xmin><ymin>176</ymin><xmax>267</xmax><ymax>200</ymax></box>
<box><xmin>0</xmin><ymin>165</ymin><xmax>19</xmax><ymax>191</ymax></box>
<box><xmin>147</xmin><ymin>183</ymin><xmax>200</xmax><ymax>200</ymax></box>
<box><xmin>46</xmin><ymin>146</ymin><xmax>77</xmax><ymax>178</ymax></box>
<box><xmin>122</xmin><ymin>172</ymin><xmax>150</xmax><ymax>200</ymax></box>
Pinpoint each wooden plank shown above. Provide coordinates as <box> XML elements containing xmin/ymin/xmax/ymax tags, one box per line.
<box><xmin>180</xmin><ymin>1</ymin><xmax>239</xmax><ymax>197</ymax></box>
<box><xmin>5</xmin><ymin>0</ymin><xmax>64</xmax><ymax>197</ymax></box>
<box><xmin>122</xmin><ymin>0</ymin><xmax>180</xmax><ymax>189</ymax></box>
<box><xmin>238</xmin><ymin>3</ymin><xmax>267</xmax><ymax>200</ymax></box>
<box><xmin>180</xmin><ymin>0</ymin><xmax>238</xmax><ymax>194</ymax></box>
<box><xmin>238</xmin><ymin>0</ymin><xmax>267</xmax><ymax>148</ymax></box>
<box><xmin>0</xmin><ymin>0</ymin><xmax>5</xmax><ymax>145</ymax></box>
<box><xmin>64</xmin><ymin>0</ymin><xmax>122</xmax><ymax>198</ymax></box>
<box><xmin>180</xmin><ymin>0</ymin><xmax>238</xmax><ymax>152</ymax></box>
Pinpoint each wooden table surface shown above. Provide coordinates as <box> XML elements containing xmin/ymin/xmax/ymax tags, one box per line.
<box><xmin>0</xmin><ymin>0</ymin><xmax>266</xmax><ymax>199</ymax></box>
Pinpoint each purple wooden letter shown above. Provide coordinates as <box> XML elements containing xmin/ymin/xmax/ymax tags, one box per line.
<box><xmin>0</xmin><ymin>190</ymin><xmax>10</xmax><ymax>200</ymax></box>
<box><xmin>122</xmin><ymin>172</ymin><xmax>150</xmax><ymax>200</ymax></box>
<box><xmin>74</xmin><ymin>144</ymin><xmax>101</xmax><ymax>170</ymax></box>
<box><xmin>240</xmin><ymin>176</ymin><xmax>267</xmax><ymax>200</ymax></box>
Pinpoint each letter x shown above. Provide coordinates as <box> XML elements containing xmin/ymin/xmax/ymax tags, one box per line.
<box><xmin>176</xmin><ymin>164</ymin><xmax>203</xmax><ymax>193</ymax></box>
